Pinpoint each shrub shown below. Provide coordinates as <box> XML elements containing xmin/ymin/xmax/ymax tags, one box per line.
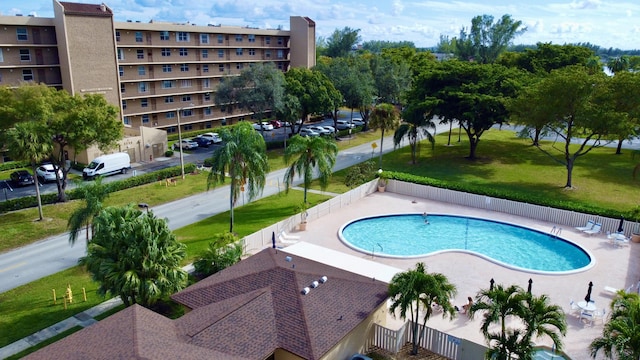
<box><xmin>193</xmin><ymin>233</ymin><xmax>243</xmax><ymax>278</ymax></box>
<box><xmin>164</xmin><ymin>149</ymin><xmax>174</xmax><ymax>157</ymax></box>
<box><xmin>0</xmin><ymin>161</ymin><xmax>29</xmax><ymax>171</ymax></box>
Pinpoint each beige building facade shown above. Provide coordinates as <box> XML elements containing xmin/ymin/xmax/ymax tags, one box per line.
<box><xmin>0</xmin><ymin>0</ymin><xmax>315</xmax><ymax>163</ymax></box>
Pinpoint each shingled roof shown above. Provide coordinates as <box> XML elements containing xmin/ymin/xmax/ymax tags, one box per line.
<box><xmin>25</xmin><ymin>248</ymin><xmax>389</xmax><ymax>360</ymax></box>
<box><xmin>59</xmin><ymin>1</ymin><xmax>112</xmax><ymax>17</ymax></box>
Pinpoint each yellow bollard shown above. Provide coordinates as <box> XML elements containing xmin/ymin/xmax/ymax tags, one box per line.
<box><xmin>66</xmin><ymin>284</ymin><xmax>73</xmax><ymax>304</ymax></box>
<box><xmin>82</xmin><ymin>287</ymin><xmax>87</xmax><ymax>302</ymax></box>
<box><xmin>52</xmin><ymin>289</ymin><xmax>56</xmax><ymax>305</ymax></box>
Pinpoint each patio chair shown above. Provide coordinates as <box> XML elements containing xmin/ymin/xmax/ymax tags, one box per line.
<box><xmin>569</xmin><ymin>300</ymin><xmax>581</xmax><ymax>317</ymax></box>
<box><xmin>575</xmin><ymin>220</ymin><xmax>596</xmax><ymax>232</ymax></box>
<box><xmin>583</xmin><ymin>223</ymin><xmax>602</xmax><ymax>236</ymax></box>
<box><xmin>580</xmin><ymin>310</ymin><xmax>595</xmax><ymax>325</ymax></box>
<box><xmin>280</xmin><ymin>230</ymin><xmax>300</xmax><ymax>240</ymax></box>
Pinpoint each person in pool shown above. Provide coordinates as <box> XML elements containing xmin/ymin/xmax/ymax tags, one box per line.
<box><xmin>422</xmin><ymin>212</ymin><xmax>429</xmax><ymax>224</ymax></box>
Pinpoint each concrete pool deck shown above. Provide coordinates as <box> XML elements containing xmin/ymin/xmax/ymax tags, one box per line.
<box><xmin>278</xmin><ymin>191</ymin><xmax>640</xmax><ymax>360</ymax></box>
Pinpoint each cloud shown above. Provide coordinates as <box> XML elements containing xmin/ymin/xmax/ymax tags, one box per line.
<box><xmin>392</xmin><ymin>0</ymin><xmax>404</xmax><ymax>16</ymax></box>
<box><xmin>569</xmin><ymin>0</ymin><xmax>601</xmax><ymax>10</ymax></box>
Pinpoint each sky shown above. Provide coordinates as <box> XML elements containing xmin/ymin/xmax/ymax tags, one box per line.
<box><xmin>1</xmin><ymin>0</ymin><xmax>639</xmax><ymax>50</ymax></box>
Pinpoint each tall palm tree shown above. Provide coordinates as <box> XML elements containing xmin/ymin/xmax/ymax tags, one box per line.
<box><xmin>5</xmin><ymin>122</ymin><xmax>53</xmax><ymax>221</ymax></box>
<box><xmin>607</xmin><ymin>56</ymin><xmax>630</xmax><ymax>74</ymax></box>
<box><xmin>393</xmin><ymin>105</ymin><xmax>435</xmax><ymax>164</ymax></box>
<box><xmin>521</xmin><ymin>293</ymin><xmax>567</xmax><ymax>359</ymax></box>
<box><xmin>369</xmin><ymin>103</ymin><xmax>401</xmax><ymax>169</ymax></box>
<box><xmin>207</xmin><ymin>121</ymin><xmax>269</xmax><ymax>233</ymax></box>
<box><xmin>590</xmin><ymin>292</ymin><xmax>640</xmax><ymax>360</ymax></box>
<box><xmin>470</xmin><ymin>284</ymin><xmax>528</xmax><ymax>360</ymax></box>
<box><xmin>388</xmin><ymin>262</ymin><xmax>457</xmax><ymax>355</ymax></box>
<box><xmin>79</xmin><ymin>205</ymin><xmax>188</xmax><ymax>307</ymax></box>
<box><xmin>67</xmin><ymin>176</ymin><xmax>111</xmax><ymax>245</ymax></box>
<box><xmin>283</xmin><ymin>134</ymin><xmax>338</xmax><ymax>203</ymax></box>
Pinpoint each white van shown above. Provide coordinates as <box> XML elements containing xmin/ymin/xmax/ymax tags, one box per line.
<box><xmin>83</xmin><ymin>153</ymin><xmax>131</xmax><ymax>180</ymax></box>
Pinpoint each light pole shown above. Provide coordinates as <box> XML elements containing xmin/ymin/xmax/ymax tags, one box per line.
<box><xmin>175</xmin><ymin>103</ymin><xmax>194</xmax><ymax>179</ymax></box>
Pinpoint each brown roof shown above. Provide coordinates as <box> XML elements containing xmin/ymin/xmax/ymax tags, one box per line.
<box><xmin>59</xmin><ymin>1</ymin><xmax>112</xmax><ymax>17</ymax></box>
<box><xmin>26</xmin><ymin>248</ymin><xmax>388</xmax><ymax>359</ymax></box>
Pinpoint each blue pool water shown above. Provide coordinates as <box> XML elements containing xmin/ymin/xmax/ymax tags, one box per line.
<box><xmin>339</xmin><ymin>214</ymin><xmax>592</xmax><ymax>274</ymax></box>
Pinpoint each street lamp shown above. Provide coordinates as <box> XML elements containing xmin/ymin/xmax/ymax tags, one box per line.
<box><xmin>176</xmin><ymin>103</ymin><xmax>194</xmax><ymax>179</ymax></box>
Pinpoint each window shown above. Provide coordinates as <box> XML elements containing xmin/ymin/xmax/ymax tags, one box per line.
<box><xmin>248</xmin><ymin>34</ymin><xmax>255</xmax><ymax>43</ymax></box>
<box><xmin>204</xmin><ymin>107</ymin><xmax>212</xmax><ymax>115</ymax></box>
<box><xmin>219</xmin><ymin>64</ymin><xmax>225</xmax><ymax>72</ymax></box>
<box><xmin>166</xmin><ymin>112</ymin><xmax>176</xmax><ymax>119</ymax></box>
<box><xmin>277</xmin><ymin>50</ymin><xmax>284</xmax><ymax>59</ymax></box>
<box><xmin>117</xmin><ymin>48</ymin><xmax>124</xmax><ymax>60</ymax></box>
<box><xmin>182</xmin><ymin>109</ymin><xmax>193</xmax><ymax>117</ymax></box>
<box><xmin>0</xmin><ymin>49</ymin><xmax>3</xmax><ymax>62</ymax></box>
<box><xmin>177</xmin><ymin>32</ymin><xmax>189</xmax><ymax>42</ymax></box>
<box><xmin>121</xmin><ymin>83</ymin><xmax>126</xmax><ymax>93</ymax></box>
<box><xmin>138</xmin><ymin>82</ymin><xmax>149</xmax><ymax>93</ymax></box>
<box><xmin>19</xmin><ymin>49</ymin><xmax>30</xmax><ymax>61</ymax></box>
<box><xmin>180</xmin><ymin>79</ymin><xmax>192</xmax><ymax>88</ymax></box>
<box><xmin>200</xmin><ymin>34</ymin><xmax>209</xmax><ymax>44</ymax></box>
<box><xmin>203</xmin><ymin>64</ymin><xmax>209</xmax><ymax>73</ymax></box>
<box><xmin>137</xmin><ymin>50</ymin><xmax>144</xmax><ymax>59</ymax></box>
<box><xmin>201</xmin><ymin>49</ymin><xmax>208</xmax><ymax>58</ymax></box>
<box><xmin>135</xmin><ymin>31</ymin><xmax>143</xmax><ymax>42</ymax></box>
<box><xmin>138</xmin><ymin>65</ymin><xmax>145</xmax><ymax>75</ymax></box>
<box><xmin>160</xmin><ymin>31</ymin><xmax>170</xmax><ymax>40</ymax></box>
<box><xmin>248</xmin><ymin>49</ymin><xmax>255</xmax><ymax>56</ymax></box>
<box><xmin>277</xmin><ymin>37</ymin><xmax>283</xmax><ymax>45</ymax></box>
<box><xmin>119</xmin><ymin>66</ymin><xmax>124</xmax><ymax>76</ymax></box>
<box><xmin>179</xmin><ymin>48</ymin><xmax>188</xmax><ymax>56</ymax></box>
<box><xmin>180</xmin><ymin>64</ymin><xmax>189</xmax><ymax>72</ymax></box>
<box><xmin>162</xmin><ymin>64</ymin><xmax>172</xmax><ymax>73</ymax></box>
<box><xmin>181</xmin><ymin>95</ymin><xmax>192</xmax><ymax>102</ymax></box>
<box><xmin>203</xmin><ymin>78</ymin><xmax>211</xmax><ymax>89</ymax></box>
<box><xmin>218</xmin><ymin>49</ymin><xmax>224</xmax><ymax>58</ymax></box>
<box><xmin>161</xmin><ymin>48</ymin><xmax>171</xmax><ymax>57</ymax></box>
<box><xmin>122</xmin><ymin>100</ymin><xmax>127</xmax><ymax>110</ymax></box>
<box><xmin>265</xmin><ymin>50</ymin><xmax>271</xmax><ymax>58</ymax></box>
<box><xmin>277</xmin><ymin>62</ymin><xmax>284</xmax><ymax>70</ymax></box>
<box><xmin>142</xmin><ymin>114</ymin><xmax>149</xmax><ymax>124</ymax></box>
<box><xmin>203</xmin><ymin>92</ymin><xmax>211</xmax><ymax>101</ymax></box>
<box><xmin>17</xmin><ymin>28</ymin><xmax>28</xmax><ymax>41</ymax></box>
<box><xmin>217</xmin><ymin>34</ymin><xmax>224</xmax><ymax>43</ymax></box>
<box><xmin>236</xmin><ymin>63</ymin><xmax>244</xmax><ymax>70</ymax></box>
<box><xmin>265</xmin><ymin>36</ymin><xmax>271</xmax><ymax>45</ymax></box>
<box><xmin>162</xmin><ymin>80</ymin><xmax>175</xmax><ymax>89</ymax></box>
<box><xmin>236</xmin><ymin>48</ymin><xmax>243</xmax><ymax>56</ymax></box>
<box><xmin>141</xmin><ymin>98</ymin><xmax>148</xmax><ymax>108</ymax></box>
<box><xmin>235</xmin><ymin>34</ymin><xmax>243</xmax><ymax>42</ymax></box>
<box><xmin>115</xmin><ymin>31</ymin><xmax>120</xmax><ymax>41</ymax></box>
<box><xmin>123</xmin><ymin>116</ymin><xmax>131</xmax><ymax>125</ymax></box>
<box><xmin>164</xmin><ymin>96</ymin><xmax>174</xmax><ymax>103</ymax></box>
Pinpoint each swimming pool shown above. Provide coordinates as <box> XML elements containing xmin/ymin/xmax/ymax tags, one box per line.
<box><xmin>338</xmin><ymin>214</ymin><xmax>593</xmax><ymax>274</ymax></box>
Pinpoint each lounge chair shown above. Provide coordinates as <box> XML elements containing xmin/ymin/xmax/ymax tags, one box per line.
<box><xmin>583</xmin><ymin>223</ymin><xmax>602</xmax><ymax>236</ymax></box>
<box><xmin>568</xmin><ymin>300</ymin><xmax>580</xmax><ymax>317</ymax></box>
<box><xmin>280</xmin><ymin>230</ymin><xmax>300</xmax><ymax>240</ymax></box>
<box><xmin>603</xmin><ymin>284</ymin><xmax>634</xmax><ymax>295</ymax></box>
<box><xmin>575</xmin><ymin>220</ymin><xmax>595</xmax><ymax>232</ymax></box>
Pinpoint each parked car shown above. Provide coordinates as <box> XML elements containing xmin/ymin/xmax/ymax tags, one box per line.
<box><xmin>269</xmin><ymin>120</ymin><xmax>282</xmax><ymax>128</ymax></box>
<box><xmin>308</xmin><ymin>126</ymin><xmax>331</xmax><ymax>135</ymax></box>
<box><xmin>199</xmin><ymin>132</ymin><xmax>222</xmax><ymax>144</ymax></box>
<box><xmin>252</xmin><ymin>122</ymin><xmax>274</xmax><ymax>131</ymax></box>
<box><xmin>36</xmin><ymin>163</ymin><xmax>63</xmax><ymax>183</ymax></box>
<box><xmin>336</xmin><ymin>120</ymin><xmax>356</xmax><ymax>130</ymax></box>
<box><xmin>299</xmin><ymin>128</ymin><xmax>320</xmax><ymax>137</ymax></box>
<box><xmin>173</xmin><ymin>139</ymin><xmax>199</xmax><ymax>150</ymax></box>
<box><xmin>10</xmin><ymin>170</ymin><xmax>35</xmax><ymax>186</ymax></box>
<box><xmin>192</xmin><ymin>137</ymin><xmax>211</xmax><ymax>148</ymax></box>
<box><xmin>351</xmin><ymin>118</ymin><xmax>365</xmax><ymax>126</ymax></box>
<box><xmin>322</xmin><ymin>125</ymin><xmax>336</xmax><ymax>134</ymax></box>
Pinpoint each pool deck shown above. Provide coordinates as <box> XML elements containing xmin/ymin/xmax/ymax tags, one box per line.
<box><xmin>278</xmin><ymin>191</ymin><xmax>639</xmax><ymax>360</ymax></box>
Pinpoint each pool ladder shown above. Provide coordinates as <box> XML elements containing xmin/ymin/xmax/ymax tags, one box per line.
<box><xmin>550</xmin><ymin>226</ymin><xmax>562</xmax><ymax>236</ymax></box>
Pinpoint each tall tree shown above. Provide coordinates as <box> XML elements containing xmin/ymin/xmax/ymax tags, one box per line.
<box><xmin>607</xmin><ymin>55</ymin><xmax>630</xmax><ymax>74</ymax></box>
<box><xmin>590</xmin><ymin>292</ymin><xmax>640</xmax><ymax>359</ymax></box>
<box><xmin>393</xmin><ymin>105</ymin><xmax>436</xmax><ymax>164</ymax></box>
<box><xmin>207</xmin><ymin>121</ymin><xmax>269</xmax><ymax>233</ymax></box>
<box><xmin>283</xmin><ymin>135</ymin><xmax>338</xmax><ymax>203</ymax></box>
<box><xmin>284</xmin><ymin>68</ymin><xmax>341</xmax><ymax>132</ymax></box>
<box><xmin>597</xmin><ymin>71</ymin><xmax>640</xmax><ymax>154</ymax></box>
<box><xmin>455</xmin><ymin>14</ymin><xmax>526</xmax><ymax>63</ymax></box>
<box><xmin>388</xmin><ymin>262</ymin><xmax>457</xmax><ymax>355</ymax></box>
<box><xmin>370</xmin><ymin>52</ymin><xmax>412</xmax><ymax>106</ymax></box>
<box><xmin>325</xmin><ymin>27</ymin><xmax>361</xmax><ymax>58</ymax></box>
<box><xmin>232</xmin><ymin>63</ymin><xmax>285</xmax><ymax>132</ymax></box>
<box><xmin>79</xmin><ymin>205</ymin><xmax>188</xmax><ymax>307</ymax></box>
<box><xmin>369</xmin><ymin>103</ymin><xmax>401</xmax><ymax>169</ymax></box>
<box><xmin>67</xmin><ymin>176</ymin><xmax>111</xmax><ymax>245</ymax></box>
<box><xmin>522</xmin><ymin>294</ymin><xmax>567</xmax><ymax>356</ymax></box>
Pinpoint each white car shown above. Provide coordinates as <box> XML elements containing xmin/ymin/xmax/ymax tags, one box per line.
<box><xmin>299</xmin><ymin>128</ymin><xmax>320</xmax><ymax>137</ymax></box>
<box><xmin>199</xmin><ymin>132</ymin><xmax>222</xmax><ymax>144</ymax></box>
<box><xmin>36</xmin><ymin>163</ymin><xmax>63</xmax><ymax>183</ymax></box>
<box><xmin>308</xmin><ymin>126</ymin><xmax>331</xmax><ymax>135</ymax></box>
<box><xmin>252</xmin><ymin>122</ymin><xmax>274</xmax><ymax>131</ymax></box>
<box><xmin>351</xmin><ymin>118</ymin><xmax>365</xmax><ymax>126</ymax></box>
<box><xmin>336</xmin><ymin>120</ymin><xmax>356</xmax><ymax>130</ymax></box>
<box><xmin>173</xmin><ymin>138</ymin><xmax>199</xmax><ymax>150</ymax></box>
<box><xmin>322</xmin><ymin>125</ymin><xmax>336</xmax><ymax>134</ymax></box>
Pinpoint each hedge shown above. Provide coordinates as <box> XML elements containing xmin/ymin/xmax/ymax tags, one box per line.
<box><xmin>0</xmin><ymin>161</ymin><xmax>30</xmax><ymax>172</ymax></box>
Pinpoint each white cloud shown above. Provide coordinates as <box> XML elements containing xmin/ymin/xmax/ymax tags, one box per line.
<box><xmin>392</xmin><ymin>0</ymin><xmax>404</xmax><ymax>16</ymax></box>
<box><xmin>569</xmin><ymin>0</ymin><xmax>601</xmax><ymax>10</ymax></box>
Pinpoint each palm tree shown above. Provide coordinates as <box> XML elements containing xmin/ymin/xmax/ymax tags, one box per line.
<box><xmin>521</xmin><ymin>293</ymin><xmax>567</xmax><ymax>358</ymax></box>
<box><xmin>369</xmin><ymin>103</ymin><xmax>401</xmax><ymax>169</ymax></box>
<box><xmin>283</xmin><ymin>134</ymin><xmax>338</xmax><ymax>203</ymax></box>
<box><xmin>67</xmin><ymin>176</ymin><xmax>111</xmax><ymax>245</ymax></box>
<box><xmin>79</xmin><ymin>205</ymin><xmax>188</xmax><ymax>307</ymax></box>
<box><xmin>393</xmin><ymin>105</ymin><xmax>435</xmax><ymax>164</ymax></box>
<box><xmin>590</xmin><ymin>292</ymin><xmax>640</xmax><ymax>360</ymax></box>
<box><xmin>607</xmin><ymin>56</ymin><xmax>630</xmax><ymax>74</ymax></box>
<box><xmin>470</xmin><ymin>284</ymin><xmax>528</xmax><ymax>360</ymax></box>
<box><xmin>5</xmin><ymin>122</ymin><xmax>53</xmax><ymax>221</ymax></box>
<box><xmin>388</xmin><ymin>262</ymin><xmax>457</xmax><ymax>355</ymax></box>
<box><xmin>207</xmin><ymin>121</ymin><xmax>269</xmax><ymax>233</ymax></box>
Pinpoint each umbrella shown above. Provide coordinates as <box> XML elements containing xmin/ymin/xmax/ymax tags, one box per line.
<box><xmin>618</xmin><ymin>217</ymin><xmax>625</xmax><ymax>233</ymax></box>
<box><xmin>271</xmin><ymin>231</ymin><xmax>276</xmax><ymax>249</ymax></box>
<box><xmin>527</xmin><ymin>278</ymin><xmax>533</xmax><ymax>294</ymax></box>
<box><xmin>585</xmin><ymin>281</ymin><xmax>593</xmax><ymax>303</ymax></box>
<box><xmin>489</xmin><ymin>278</ymin><xmax>495</xmax><ymax>291</ymax></box>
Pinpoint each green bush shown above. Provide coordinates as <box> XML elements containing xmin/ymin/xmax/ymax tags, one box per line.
<box><xmin>0</xmin><ymin>161</ymin><xmax>29</xmax><ymax>171</ymax></box>
<box><xmin>164</xmin><ymin>149</ymin><xmax>174</xmax><ymax>157</ymax></box>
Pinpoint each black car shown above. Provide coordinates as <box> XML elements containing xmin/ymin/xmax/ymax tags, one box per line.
<box><xmin>192</xmin><ymin>137</ymin><xmax>211</xmax><ymax>148</ymax></box>
<box><xmin>10</xmin><ymin>170</ymin><xmax>35</xmax><ymax>186</ymax></box>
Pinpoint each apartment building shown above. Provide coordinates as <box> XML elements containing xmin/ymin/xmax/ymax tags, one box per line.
<box><xmin>0</xmin><ymin>0</ymin><xmax>315</xmax><ymax>162</ymax></box>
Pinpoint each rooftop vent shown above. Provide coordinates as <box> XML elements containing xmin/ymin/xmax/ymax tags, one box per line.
<box><xmin>319</xmin><ymin>276</ymin><xmax>328</xmax><ymax>283</ymax></box>
<box><xmin>301</xmin><ymin>287</ymin><xmax>310</xmax><ymax>295</ymax></box>
<box><xmin>310</xmin><ymin>281</ymin><xmax>319</xmax><ymax>288</ymax></box>
<box><xmin>285</xmin><ymin>256</ymin><xmax>292</xmax><ymax>262</ymax></box>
